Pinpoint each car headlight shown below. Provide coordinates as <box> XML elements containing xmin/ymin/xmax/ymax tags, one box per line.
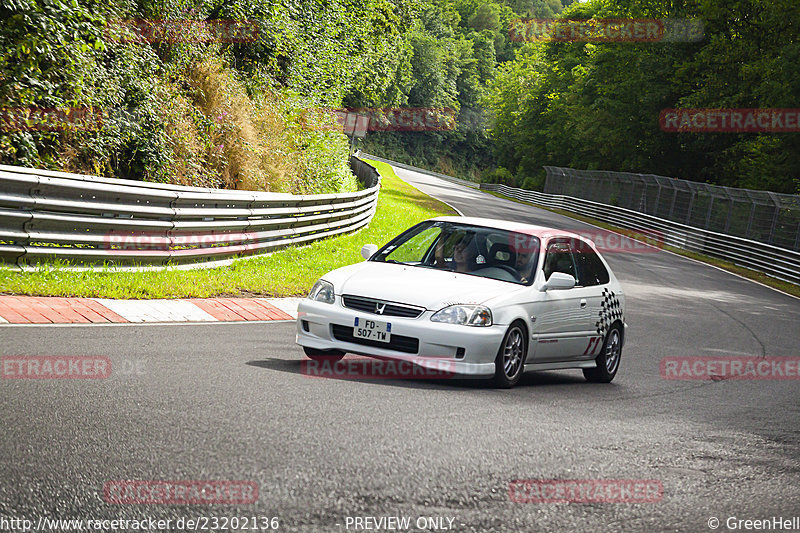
<box><xmin>308</xmin><ymin>280</ymin><xmax>335</xmax><ymax>304</ymax></box>
<box><xmin>430</xmin><ymin>305</ymin><xmax>493</xmax><ymax>327</ymax></box>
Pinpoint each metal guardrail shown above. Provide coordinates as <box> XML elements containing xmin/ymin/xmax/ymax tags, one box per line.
<box><xmin>544</xmin><ymin>166</ymin><xmax>800</xmax><ymax>251</ymax></box>
<box><xmin>358</xmin><ymin>152</ymin><xmax>480</xmax><ymax>189</ymax></box>
<box><xmin>0</xmin><ymin>156</ymin><xmax>381</xmax><ymax>269</ymax></box>
<box><xmin>481</xmin><ymin>182</ymin><xmax>800</xmax><ymax>286</ymax></box>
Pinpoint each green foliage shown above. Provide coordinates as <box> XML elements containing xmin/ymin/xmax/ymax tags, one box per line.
<box><xmin>0</xmin><ymin>0</ymin><xmax>570</xmax><ymax>193</ymax></box>
<box><xmin>481</xmin><ymin>165</ymin><xmax>514</xmax><ymax>184</ymax></box>
<box><xmin>216</xmin><ymin>0</ymin><xmax>416</xmax><ymax>107</ymax></box>
<box><xmin>14</xmin><ymin>0</ymin><xmax>793</xmax><ymax>199</ymax></box>
<box><xmin>0</xmin><ymin>0</ymin><xmax>115</xmax><ymax>170</ymax></box>
<box><xmin>363</xmin><ymin>0</ymin><xmax>541</xmax><ymax>178</ymax></box>
<box><xmin>0</xmin><ymin>0</ymin><xmax>416</xmax><ymax>193</ymax></box>
<box><xmin>484</xmin><ymin>0</ymin><xmax>800</xmax><ymax>193</ymax></box>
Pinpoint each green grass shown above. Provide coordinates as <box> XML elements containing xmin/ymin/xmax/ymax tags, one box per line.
<box><xmin>482</xmin><ymin>189</ymin><xmax>800</xmax><ymax>299</ymax></box>
<box><xmin>0</xmin><ymin>160</ymin><xmax>456</xmax><ymax>299</ymax></box>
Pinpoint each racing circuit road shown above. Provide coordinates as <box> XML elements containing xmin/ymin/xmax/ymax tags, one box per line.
<box><xmin>2</xmin><ymin>165</ymin><xmax>799</xmax><ymax>532</ymax></box>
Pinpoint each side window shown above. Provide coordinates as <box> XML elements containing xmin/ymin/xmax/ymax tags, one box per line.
<box><xmin>573</xmin><ymin>240</ymin><xmax>610</xmax><ymax>286</ymax></box>
<box><xmin>383</xmin><ymin>225</ymin><xmax>441</xmax><ymax>263</ymax></box>
<box><xmin>439</xmin><ymin>230</ymin><xmax>472</xmax><ymax>259</ymax></box>
<box><xmin>542</xmin><ymin>240</ymin><xmax>578</xmax><ymax>281</ymax></box>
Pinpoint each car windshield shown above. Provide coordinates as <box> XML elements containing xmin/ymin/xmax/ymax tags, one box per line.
<box><xmin>371</xmin><ymin>221</ymin><xmax>540</xmax><ymax>285</ymax></box>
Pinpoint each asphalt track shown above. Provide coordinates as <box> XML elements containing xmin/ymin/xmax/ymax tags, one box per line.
<box><xmin>1</xmin><ymin>165</ymin><xmax>799</xmax><ymax>532</ymax></box>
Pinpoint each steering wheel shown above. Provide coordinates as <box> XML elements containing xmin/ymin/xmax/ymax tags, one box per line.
<box><xmin>493</xmin><ymin>264</ymin><xmax>522</xmax><ymax>281</ymax></box>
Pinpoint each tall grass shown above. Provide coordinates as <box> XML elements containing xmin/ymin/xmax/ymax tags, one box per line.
<box><xmin>164</xmin><ymin>58</ymin><xmax>355</xmax><ymax>193</ymax></box>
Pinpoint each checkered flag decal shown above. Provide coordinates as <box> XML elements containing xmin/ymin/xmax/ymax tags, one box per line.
<box><xmin>596</xmin><ymin>288</ymin><xmax>623</xmax><ymax>336</ymax></box>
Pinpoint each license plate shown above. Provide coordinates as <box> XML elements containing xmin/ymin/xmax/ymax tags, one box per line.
<box><xmin>353</xmin><ymin>317</ymin><xmax>391</xmax><ymax>343</ymax></box>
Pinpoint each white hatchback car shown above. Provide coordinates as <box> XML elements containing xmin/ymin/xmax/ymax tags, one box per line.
<box><xmin>296</xmin><ymin>217</ymin><xmax>626</xmax><ymax>387</ymax></box>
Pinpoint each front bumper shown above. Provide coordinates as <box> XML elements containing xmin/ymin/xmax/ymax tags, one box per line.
<box><xmin>296</xmin><ymin>297</ymin><xmax>504</xmax><ymax>377</ymax></box>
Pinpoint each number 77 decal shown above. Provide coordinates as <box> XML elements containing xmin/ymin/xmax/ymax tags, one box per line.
<box><xmin>583</xmin><ymin>336</ymin><xmax>603</xmax><ymax>355</ymax></box>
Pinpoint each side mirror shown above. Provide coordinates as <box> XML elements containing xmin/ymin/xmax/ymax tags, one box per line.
<box><xmin>361</xmin><ymin>244</ymin><xmax>378</xmax><ymax>261</ymax></box>
<box><xmin>541</xmin><ymin>272</ymin><xmax>576</xmax><ymax>291</ymax></box>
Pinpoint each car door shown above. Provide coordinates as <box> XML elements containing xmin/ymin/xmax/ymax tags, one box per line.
<box><xmin>530</xmin><ymin>238</ymin><xmax>588</xmax><ymax>362</ymax></box>
<box><xmin>571</xmin><ymin>238</ymin><xmax>612</xmax><ymax>360</ymax></box>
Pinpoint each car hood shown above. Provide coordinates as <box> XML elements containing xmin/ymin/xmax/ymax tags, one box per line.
<box><xmin>323</xmin><ymin>261</ymin><xmax>523</xmax><ymax>310</ymax></box>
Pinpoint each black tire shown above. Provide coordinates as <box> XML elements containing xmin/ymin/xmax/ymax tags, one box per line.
<box><xmin>583</xmin><ymin>325</ymin><xmax>622</xmax><ymax>383</ymax></box>
<box><xmin>491</xmin><ymin>322</ymin><xmax>528</xmax><ymax>388</ymax></box>
<box><xmin>303</xmin><ymin>347</ymin><xmax>345</xmax><ymax>362</ymax></box>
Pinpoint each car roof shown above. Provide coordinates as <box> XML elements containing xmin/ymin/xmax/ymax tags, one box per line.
<box><xmin>430</xmin><ymin>216</ymin><xmax>589</xmax><ymax>241</ymax></box>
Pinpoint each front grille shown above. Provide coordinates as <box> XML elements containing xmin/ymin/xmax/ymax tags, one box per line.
<box><xmin>331</xmin><ymin>324</ymin><xmax>419</xmax><ymax>354</ymax></box>
<box><xmin>342</xmin><ymin>295</ymin><xmax>424</xmax><ymax>319</ymax></box>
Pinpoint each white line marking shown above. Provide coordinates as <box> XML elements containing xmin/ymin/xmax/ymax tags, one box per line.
<box><xmin>260</xmin><ymin>297</ymin><xmax>302</xmax><ymax>319</ymax></box>
<box><xmin>93</xmin><ymin>299</ymin><xmax>218</xmax><ymax>322</ymax></box>
<box><xmin>0</xmin><ymin>320</ymin><xmax>294</xmax><ymax>328</ymax></box>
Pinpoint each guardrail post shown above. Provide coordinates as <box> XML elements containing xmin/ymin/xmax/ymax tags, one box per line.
<box><xmin>745</xmin><ymin>203</ymin><xmax>756</xmax><ymax>240</ymax></box>
<box><xmin>704</xmin><ymin>195</ymin><xmax>714</xmax><ymax>229</ymax></box>
<box><xmin>723</xmin><ymin>189</ymin><xmax>735</xmax><ymax>233</ymax></box>
<box><xmin>653</xmin><ymin>182</ymin><xmax>662</xmax><ymax>216</ymax></box>
<box><xmin>624</xmin><ymin>177</ymin><xmax>633</xmax><ymax>209</ymax></box>
<box><xmin>668</xmin><ymin>186</ymin><xmax>678</xmax><ymax>220</ymax></box>
<box><xmin>685</xmin><ymin>190</ymin><xmax>696</xmax><ymax>224</ymax></box>
<box><xmin>795</xmin><ymin>221</ymin><xmax>800</xmax><ymax>251</ymax></box>
<box><xmin>638</xmin><ymin>189</ymin><xmax>646</xmax><ymax>212</ymax></box>
<box><xmin>767</xmin><ymin>192</ymin><xmax>781</xmax><ymax>245</ymax></box>
<box><xmin>543</xmin><ymin>167</ymin><xmax>554</xmax><ymax>194</ymax></box>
